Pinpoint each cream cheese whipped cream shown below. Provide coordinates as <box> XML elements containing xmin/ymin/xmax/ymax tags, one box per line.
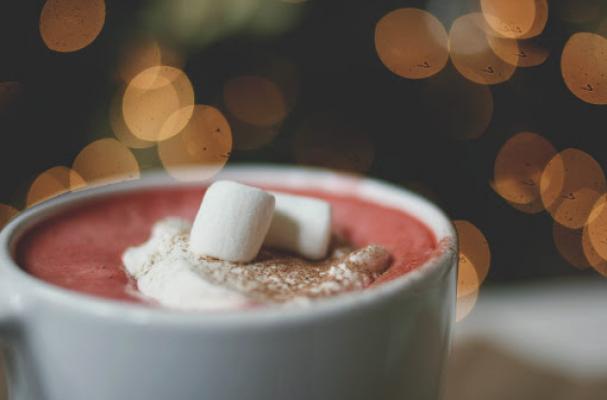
<box><xmin>122</xmin><ymin>218</ymin><xmax>391</xmax><ymax>311</ymax></box>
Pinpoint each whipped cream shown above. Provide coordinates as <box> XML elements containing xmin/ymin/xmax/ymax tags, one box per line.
<box><xmin>122</xmin><ymin>218</ymin><xmax>391</xmax><ymax>311</ymax></box>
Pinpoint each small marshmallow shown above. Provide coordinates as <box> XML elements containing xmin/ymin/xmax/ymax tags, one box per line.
<box><xmin>190</xmin><ymin>181</ymin><xmax>275</xmax><ymax>262</ymax></box>
<box><xmin>264</xmin><ymin>192</ymin><xmax>332</xmax><ymax>260</ymax></box>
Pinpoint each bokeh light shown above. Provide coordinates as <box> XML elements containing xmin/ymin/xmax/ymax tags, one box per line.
<box><xmin>484</xmin><ymin>34</ymin><xmax>521</xmax><ymax>67</ymax></box>
<box><xmin>293</xmin><ymin>115</ymin><xmax>374</xmax><ymax>173</ymax></box>
<box><xmin>109</xmin><ymin>87</ymin><xmax>154</xmax><ymax>149</ymax></box>
<box><xmin>72</xmin><ymin>138</ymin><xmax>140</xmax><ymax>186</ymax></box>
<box><xmin>158</xmin><ymin>105</ymin><xmax>233</xmax><ymax>181</ymax></box>
<box><xmin>223</xmin><ymin>76</ymin><xmax>287</xmax><ymax>127</ymax></box>
<box><xmin>27</xmin><ymin>166</ymin><xmax>85</xmax><ymax>207</ymax></box>
<box><xmin>514</xmin><ymin>39</ymin><xmax>550</xmax><ymax>67</ymax></box>
<box><xmin>39</xmin><ymin>0</ymin><xmax>106</xmax><ymax>53</ymax></box>
<box><xmin>493</xmin><ymin>132</ymin><xmax>557</xmax><ymax>213</ymax></box>
<box><xmin>458</xmin><ymin>255</ymin><xmax>480</xmax><ymax>298</ymax></box>
<box><xmin>421</xmin><ymin>69</ymin><xmax>494</xmax><ymax>140</ymax></box>
<box><xmin>454</xmin><ymin>220</ymin><xmax>491</xmax><ymax>297</ymax></box>
<box><xmin>122</xmin><ymin>66</ymin><xmax>195</xmax><ymax>142</ymax></box>
<box><xmin>456</xmin><ymin>290</ymin><xmax>479</xmax><ymax>322</ymax></box>
<box><xmin>540</xmin><ymin>148</ymin><xmax>606</xmax><ymax>229</ymax></box>
<box><xmin>454</xmin><ymin>219</ymin><xmax>490</xmax><ymax>322</ymax></box>
<box><xmin>582</xmin><ymin>220</ymin><xmax>607</xmax><ymax>277</ymax></box>
<box><xmin>585</xmin><ymin>194</ymin><xmax>607</xmax><ymax>263</ymax></box>
<box><xmin>552</xmin><ymin>222</ymin><xmax>590</xmax><ymax>270</ymax></box>
<box><xmin>487</xmin><ymin>36</ymin><xmax>550</xmax><ymax>67</ymax></box>
<box><xmin>0</xmin><ymin>204</ymin><xmax>18</xmax><ymax>230</ymax></box>
<box><xmin>480</xmin><ymin>0</ymin><xmax>548</xmax><ymax>39</ymax></box>
<box><xmin>561</xmin><ymin>32</ymin><xmax>607</xmax><ymax>105</ymax></box>
<box><xmin>374</xmin><ymin>8</ymin><xmax>449</xmax><ymax>79</ymax></box>
<box><xmin>449</xmin><ymin>13</ymin><xmax>517</xmax><ymax>85</ymax></box>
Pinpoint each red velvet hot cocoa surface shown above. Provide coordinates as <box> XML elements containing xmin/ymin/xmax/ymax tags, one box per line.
<box><xmin>16</xmin><ymin>186</ymin><xmax>437</xmax><ymax>305</ymax></box>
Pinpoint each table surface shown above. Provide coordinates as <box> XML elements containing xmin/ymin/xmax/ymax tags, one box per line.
<box><xmin>444</xmin><ymin>278</ymin><xmax>607</xmax><ymax>400</ymax></box>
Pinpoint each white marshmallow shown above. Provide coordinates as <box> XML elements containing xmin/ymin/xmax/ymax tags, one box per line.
<box><xmin>189</xmin><ymin>181</ymin><xmax>275</xmax><ymax>262</ymax></box>
<box><xmin>264</xmin><ymin>192</ymin><xmax>332</xmax><ymax>260</ymax></box>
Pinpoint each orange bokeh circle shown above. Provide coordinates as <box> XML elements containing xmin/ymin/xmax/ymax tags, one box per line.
<box><xmin>122</xmin><ymin>66</ymin><xmax>195</xmax><ymax>142</ymax></box>
<box><xmin>40</xmin><ymin>0</ymin><xmax>106</xmax><ymax>52</ymax></box>
<box><xmin>72</xmin><ymin>138</ymin><xmax>140</xmax><ymax>186</ymax></box>
<box><xmin>450</xmin><ymin>14</ymin><xmax>517</xmax><ymax>85</ymax></box>
<box><xmin>375</xmin><ymin>8</ymin><xmax>449</xmax><ymax>79</ymax></box>
<box><xmin>158</xmin><ymin>105</ymin><xmax>233</xmax><ymax>182</ymax></box>
<box><xmin>27</xmin><ymin>166</ymin><xmax>85</xmax><ymax>207</ymax></box>
<box><xmin>493</xmin><ymin>132</ymin><xmax>557</xmax><ymax>213</ymax></box>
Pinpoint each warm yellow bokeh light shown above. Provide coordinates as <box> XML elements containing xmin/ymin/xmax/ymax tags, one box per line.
<box><xmin>72</xmin><ymin>138</ymin><xmax>140</xmax><ymax>186</ymax></box>
<box><xmin>457</xmin><ymin>253</ymin><xmax>481</xmax><ymax>298</ymax></box>
<box><xmin>450</xmin><ymin>14</ymin><xmax>517</xmax><ymax>85</ymax></box>
<box><xmin>561</xmin><ymin>32</ymin><xmax>607</xmax><ymax>105</ymax></box>
<box><xmin>0</xmin><ymin>204</ymin><xmax>18</xmax><ymax>230</ymax></box>
<box><xmin>487</xmin><ymin>36</ymin><xmax>550</xmax><ymax>67</ymax></box>
<box><xmin>456</xmin><ymin>290</ymin><xmax>479</xmax><ymax>322</ymax></box>
<box><xmin>582</xmin><ymin>224</ymin><xmax>607</xmax><ymax>277</ymax></box>
<box><xmin>158</xmin><ymin>105</ymin><xmax>233</xmax><ymax>182</ymax></box>
<box><xmin>454</xmin><ymin>220</ymin><xmax>491</xmax><ymax>297</ymax></box>
<box><xmin>514</xmin><ymin>39</ymin><xmax>550</xmax><ymax>67</ymax></box>
<box><xmin>39</xmin><ymin>0</ymin><xmax>106</xmax><ymax>53</ymax></box>
<box><xmin>421</xmin><ymin>70</ymin><xmax>494</xmax><ymax>140</ymax></box>
<box><xmin>540</xmin><ymin>149</ymin><xmax>606</xmax><ymax>229</ymax></box>
<box><xmin>293</xmin><ymin>115</ymin><xmax>374</xmax><ymax>173</ymax></box>
<box><xmin>122</xmin><ymin>66</ymin><xmax>195</xmax><ymax>142</ymax></box>
<box><xmin>585</xmin><ymin>194</ymin><xmax>607</xmax><ymax>263</ymax></box>
<box><xmin>553</xmin><ymin>187</ymin><xmax>603</xmax><ymax>228</ymax></box>
<box><xmin>485</xmin><ymin>34</ymin><xmax>521</xmax><ymax>66</ymax></box>
<box><xmin>223</xmin><ymin>76</ymin><xmax>287</xmax><ymax>127</ymax></box>
<box><xmin>494</xmin><ymin>132</ymin><xmax>557</xmax><ymax>213</ymax></box>
<box><xmin>481</xmin><ymin>0</ymin><xmax>548</xmax><ymax>39</ymax></box>
<box><xmin>552</xmin><ymin>222</ymin><xmax>590</xmax><ymax>270</ymax></box>
<box><xmin>109</xmin><ymin>87</ymin><xmax>154</xmax><ymax>149</ymax></box>
<box><xmin>27</xmin><ymin>166</ymin><xmax>85</xmax><ymax>207</ymax></box>
<box><xmin>374</xmin><ymin>8</ymin><xmax>449</xmax><ymax>79</ymax></box>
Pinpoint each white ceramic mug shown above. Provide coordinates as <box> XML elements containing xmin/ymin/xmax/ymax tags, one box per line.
<box><xmin>0</xmin><ymin>165</ymin><xmax>457</xmax><ymax>400</ymax></box>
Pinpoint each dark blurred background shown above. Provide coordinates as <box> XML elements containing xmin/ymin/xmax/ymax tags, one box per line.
<box><xmin>1</xmin><ymin>0</ymin><xmax>607</xmax><ymax>290</ymax></box>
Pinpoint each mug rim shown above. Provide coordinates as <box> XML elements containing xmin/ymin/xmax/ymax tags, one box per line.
<box><xmin>0</xmin><ymin>164</ymin><xmax>457</xmax><ymax>329</ymax></box>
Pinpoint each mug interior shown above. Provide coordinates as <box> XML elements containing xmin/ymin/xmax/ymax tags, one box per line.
<box><xmin>0</xmin><ymin>165</ymin><xmax>457</xmax><ymax>326</ymax></box>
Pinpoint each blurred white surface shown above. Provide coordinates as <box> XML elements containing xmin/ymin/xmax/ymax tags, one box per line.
<box><xmin>455</xmin><ymin>278</ymin><xmax>607</xmax><ymax>379</ymax></box>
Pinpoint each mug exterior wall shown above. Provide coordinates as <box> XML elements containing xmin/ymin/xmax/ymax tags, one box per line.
<box><xmin>0</xmin><ymin>167</ymin><xmax>457</xmax><ymax>400</ymax></box>
<box><xmin>7</xmin><ymin>263</ymin><xmax>454</xmax><ymax>400</ymax></box>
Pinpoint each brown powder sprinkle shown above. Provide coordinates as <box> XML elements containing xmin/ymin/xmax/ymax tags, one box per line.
<box><xmin>123</xmin><ymin>218</ymin><xmax>392</xmax><ymax>305</ymax></box>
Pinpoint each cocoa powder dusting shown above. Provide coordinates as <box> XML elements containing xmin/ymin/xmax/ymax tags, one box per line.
<box><xmin>194</xmin><ymin>238</ymin><xmax>392</xmax><ymax>303</ymax></box>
